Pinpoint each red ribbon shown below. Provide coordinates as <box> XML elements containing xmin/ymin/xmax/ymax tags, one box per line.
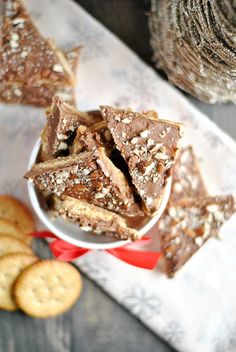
<box><xmin>30</xmin><ymin>231</ymin><xmax>161</xmax><ymax>270</ymax></box>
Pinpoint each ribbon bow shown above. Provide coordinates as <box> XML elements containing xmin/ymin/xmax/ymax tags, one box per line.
<box><xmin>31</xmin><ymin>231</ymin><xmax>161</xmax><ymax>270</ymax></box>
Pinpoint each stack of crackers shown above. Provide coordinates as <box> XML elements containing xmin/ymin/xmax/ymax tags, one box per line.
<box><xmin>25</xmin><ymin>97</ymin><xmax>184</xmax><ymax>241</ymax></box>
<box><xmin>0</xmin><ymin>0</ymin><xmax>80</xmax><ymax>107</ymax></box>
<box><xmin>0</xmin><ymin>195</ymin><xmax>82</xmax><ymax>317</ymax></box>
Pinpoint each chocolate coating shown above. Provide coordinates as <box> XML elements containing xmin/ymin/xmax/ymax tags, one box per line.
<box><xmin>100</xmin><ymin>106</ymin><xmax>184</xmax><ymax>215</ymax></box>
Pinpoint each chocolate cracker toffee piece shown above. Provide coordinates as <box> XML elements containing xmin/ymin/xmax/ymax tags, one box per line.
<box><xmin>0</xmin><ymin>82</ymin><xmax>77</xmax><ymax>107</ymax></box>
<box><xmin>0</xmin><ymin>0</ymin><xmax>80</xmax><ymax>106</ymax></box>
<box><xmin>170</xmin><ymin>146</ymin><xmax>207</xmax><ymax>202</ymax></box>
<box><xmin>46</xmin><ymin>97</ymin><xmax>103</xmax><ymax>158</ymax></box>
<box><xmin>159</xmin><ymin>195</ymin><xmax>235</xmax><ymax>277</ymax></box>
<box><xmin>100</xmin><ymin>106</ymin><xmax>184</xmax><ymax>215</ymax></box>
<box><xmin>71</xmin><ymin>121</ymin><xmax>114</xmax><ymax>154</ymax></box>
<box><xmin>62</xmin><ymin>197</ymin><xmax>139</xmax><ymax>241</ymax></box>
<box><xmin>1</xmin><ymin>0</ymin><xmax>74</xmax><ymax>84</ymax></box>
<box><xmin>25</xmin><ymin>148</ymin><xmax>142</xmax><ymax>217</ymax></box>
<box><xmin>0</xmin><ymin>45</ymin><xmax>80</xmax><ymax>107</ymax></box>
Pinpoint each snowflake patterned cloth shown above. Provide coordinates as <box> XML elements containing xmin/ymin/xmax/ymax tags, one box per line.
<box><xmin>1</xmin><ymin>1</ymin><xmax>236</xmax><ymax>351</ymax></box>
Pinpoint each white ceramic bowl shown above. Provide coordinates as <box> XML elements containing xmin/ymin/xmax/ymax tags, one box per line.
<box><xmin>27</xmin><ymin>138</ymin><xmax>171</xmax><ymax>249</ymax></box>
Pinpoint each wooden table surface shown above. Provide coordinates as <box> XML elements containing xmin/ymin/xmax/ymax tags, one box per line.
<box><xmin>0</xmin><ymin>1</ymin><xmax>235</xmax><ymax>352</ymax></box>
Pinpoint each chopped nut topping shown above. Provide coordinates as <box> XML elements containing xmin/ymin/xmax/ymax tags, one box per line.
<box><xmin>20</xmin><ymin>50</ymin><xmax>29</xmax><ymax>58</ymax></box>
<box><xmin>133</xmin><ymin>148</ymin><xmax>140</xmax><ymax>156</ymax></box>
<box><xmin>122</xmin><ymin>118</ymin><xmax>131</xmax><ymax>124</ymax></box>
<box><xmin>14</xmin><ymin>88</ymin><xmax>22</xmax><ymax>96</ymax></box>
<box><xmin>26</xmin><ymin>148</ymin><xmax>142</xmax><ymax>217</ymax></box>
<box><xmin>100</xmin><ymin>105</ymin><xmax>184</xmax><ymax>215</ymax></box>
<box><xmin>144</xmin><ymin>162</ymin><xmax>156</xmax><ymax>175</ymax></box>
<box><xmin>170</xmin><ymin>146</ymin><xmax>207</xmax><ymax>202</ymax></box>
<box><xmin>159</xmin><ymin>195</ymin><xmax>235</xmax><ymax>277</ymax></box>
<box><xmin>149</xmin><ymin>143</ymin><xmax>163</xmax><ymax>153</ymax></box>
<box><xmin>58</xmin><ymin>141</ymin><xmax>68</xmax><ymax>150</ymax></box>
<box><xmin>140</xmin><ymin>130</ymin><xmax>150</xmax><ymax>138</ymax></box>
<box><xmin>194</xmin><ymin>236</ymin><xmax>203</xmax><ymax>247</ymax></box>
<box><xmin>154</xmin><ymin>152</ymin><xmax>169</xmax><ymax>160</ymax></box>
<box><xmin>145</xmin><ymin>197</ymin><xmax>153</xmax><ymax>206</ymax></box>
<box><xmin>206</xmin><ymin>204</ymin><xmax>219</xmax><ymax>212</ymax></box>
<box><xmin>131</xmin><ymin>137</ymin><xmax>139</xmax><ymax>144</ymax></box>
<box><xmin>159</xmin><ymin>127</ymin><xmax>170</xmax><ymax>138</ymax></box>
<box><xmin>12</xmin><ymin>18</ymin><xmax>25</xmax><ymax>25</ymax></box>
<box><xmin>83</xmin><ymin>169</ymin><xmax>91</xmax><ymax>176</ymax></box>
<box><xmin>52</xmin><ymin>64</ymin><xmax>64</xmax><ymax>73</ymax></box>
<box><xmin>95</xmin><ymin>192</ymin><xmax>105</xmax><ymax>199</ymax></box>
<box><xmin>2</xmin><ymin>0</ymin><xmax>75</xmax><ymax>105</ymax></box>
<box><xmin>11</xmin><ymin>33</ymin><xmax>19</xmax><ymax>41</ymax></box>
<box><xmin>147</xmin><ymin>138</ymin><xmax>155</xmax><ymax>147</ymax></box>
<box><xmin>10</xmin><ymin>40</ymin><xmax>19</xmax><ymax>48</ymax></box>
<box><xmin>80</xmin><ymin>226</ymin><xmax>92</xmax><ymax>232</ymax></box>
<box><xmin>57</xmin><ymin>133</ymin><xmax>67</xmax><ymax>140</ymax></box>
<box><xmin>173</xmin><ymin>182</ymin><xmax>183</xmax><ymax>193</ymax></box>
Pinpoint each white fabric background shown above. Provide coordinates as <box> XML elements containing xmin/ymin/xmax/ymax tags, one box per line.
<box><xmin>1</xmin><ymin>1</ymin><xmax>236</xmax><ymax>351</ymax></box>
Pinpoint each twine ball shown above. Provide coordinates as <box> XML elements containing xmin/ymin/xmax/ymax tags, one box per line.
<box><xmin>149</xmin><ymin>0</ymin><xmax>236</xmax><ymax>103</ymax></box>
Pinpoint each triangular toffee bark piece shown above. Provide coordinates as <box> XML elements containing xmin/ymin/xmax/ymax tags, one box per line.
<box><xmin>1</xmin><ymin>0</ymin><xmax>74</xmax><ymax>85</ymax></box>
<box><xmin>46</xmin><ymin>97</ymin><xmax>103</xmax><ymax>158</ymax></box>
<box><xmin>159</xmin><ymin>195</ymin><xmax>235</xmax><ymax>277</ymax></box>
<box><xmin>62</xmin><ymin>196</ymin><xmax>139</xmax><ymax>241</ymax></box>
<box><xmin>100</xmin><ymin>106</ymin><xmax>184</xmax><ymax>214</ymax></box>
<box><xmin>25</xmin><ymin>147</ymin><xmax>142</xmax><ymax>217</ymax></box>
<box><xmin>0</xmin><ymin>47</ymin><xmax>81</xmax><ymax>107</ymax></box>
<box><xmin>170</xmin><ymin>146</ymin><xmax>207</xmax><ymax>202</ymax></box>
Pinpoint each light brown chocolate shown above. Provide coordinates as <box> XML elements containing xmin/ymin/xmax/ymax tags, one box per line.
<box><xmin>71</xmin><ymin>121</ymin><xmax>114</xmax><ymax>154</ymax></box>
<box><xmin>0</xmin><ymin>82</ymin><xmax>75</xmax><ymax>107</ymax></box>
<box><xmin>100</xmin><ymin>106</ymin><xmax>184</xmax><ymax>215</ymax></box>
<box><xmin>25</xmin><ymin>147</ymin><xmax>142</xmax><ymax>217</ymax></box>
<box><xmin>1</xmin><ymin>0</ymin><xmax>74</xmax><ymax>85</ymax></box>
<box><xmin>46</xmin><ymin>97</ymin><xmax>102</xmax><ymax>158</ymax></box>
<box><xmin>0</xmin><ymin>1</ymin><xmax>81</xmax><ymax>107</ymax></box>
<box><xmin>0</xmin><ymin>45</ymin><xmax>81</xmax><ymax>107</ymax></box>
<box><xmin>62</xmin><ymin>196</ymin><xmax>140</xmax><ymax>241</ymax></box>
<box><xmin>170</xmin><ymin>146</ymin><xmax>207</xmax><ymax>202</ymax></box>
<box><xmin>159</xmin><ymin>195</ymin><xmax>235</xmax><ymax>277</ymax></box>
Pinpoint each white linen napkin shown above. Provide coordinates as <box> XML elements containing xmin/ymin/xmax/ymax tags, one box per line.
<box><xmin>1</xmin><ymin>1</ymin><xmax>236</xmax><ymax>351</ymax></box>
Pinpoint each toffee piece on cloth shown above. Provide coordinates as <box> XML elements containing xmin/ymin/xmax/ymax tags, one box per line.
<box><xmin>100</xmin><ymin>106</ymin><xmax>184</xmax><ymax>215</ymax></box>
<box><xmin>0</xmin><ymin>0</ymin><xmax>80</xmax><ymax>107</ymax></box>
<box><xmin>169</xmin><ymin>146</ymin><xmax>207</xmax><ymax>203</ymax></box>
<box><xmin>159</xmin><ymin>195</ymin><xmax>236</xmax><ymax>277</ymax></box>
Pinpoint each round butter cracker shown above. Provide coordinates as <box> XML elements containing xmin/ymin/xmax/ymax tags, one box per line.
<box><xmin>0</xmin><ymin>218</ymin><xmax>32</xmax><ymax>244</ymax></box>
<box><xmin>0</xmin><ymin>235</ymin><xmax>33</xmax><ymax>257</ymax></box>
<box><xmin>0</xmin><ymin>253</ymin><xmax>38</xmax><ymax>311</ymax></box>
<box><xmin>0</xmin><ymin>195</ymin><xmax>35</xmax><ymax>234</ymax></box>
<box><xmin>13</xmin><ymin>260</ymin><xmax>82</xmax><ymax>318</ymax></box>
